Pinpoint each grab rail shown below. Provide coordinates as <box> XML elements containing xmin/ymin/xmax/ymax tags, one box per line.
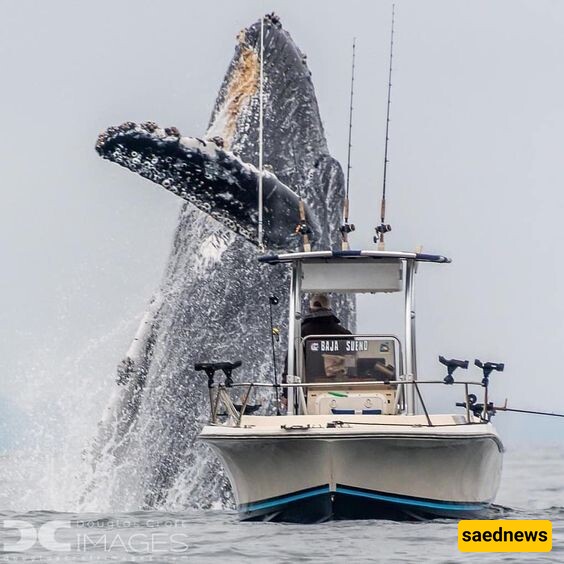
<box><xmin>204</xmin><ymin>378</ymin><xmax>486</xmax><ymax>427</ymax></box>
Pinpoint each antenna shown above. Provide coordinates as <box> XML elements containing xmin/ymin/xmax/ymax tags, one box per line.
<box><xmin>374</xmin><ymin>4</ymin><xmax>395</xmax><ymax>250</ymax></box>
<box><xmin>268</xmin><ymin>295</ymin><xmax>281</xmax><ymax>415</ymax></box>
<box><xmin>340</xmin><ymin>38</ymin><xmax>357</xmax><ymax>251</ymax></box>
<box><xmin>257</xmin><ymin>15</ymin><xmax>265</xmax><ymax>251</ymax></box>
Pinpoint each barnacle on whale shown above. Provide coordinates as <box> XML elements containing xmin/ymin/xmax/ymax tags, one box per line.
<box><xmin>140</xmin><ymin>121</ymin><xmax>158</xmax><ymax>132</ymax></box>
<box><xmin>208</xmin><ymin>136</ymin><xmax>225</xmax><ymax>148</ymax></box>
<box><xmin>164</xmin><ymin>126</ymin><xmax>181</xmax><ymax>137</ymax></box>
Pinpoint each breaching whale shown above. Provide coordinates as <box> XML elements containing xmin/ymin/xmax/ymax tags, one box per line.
<box><xmin>84</xmin><ymin>14</ymin><xmax>355</xmax><ymax>511</ymax></box>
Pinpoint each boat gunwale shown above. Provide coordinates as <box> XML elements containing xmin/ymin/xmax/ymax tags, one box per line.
<box><xmin>199</xmin><ymin>428</ymin><xmax>505</xmax><ymax>452</ymax></box>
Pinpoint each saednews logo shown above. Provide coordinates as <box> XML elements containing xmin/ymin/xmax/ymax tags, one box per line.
<box><xmin>458</xmin><ymin>520</ymin><xmax>552</xmax><ymax>552</ymax></box>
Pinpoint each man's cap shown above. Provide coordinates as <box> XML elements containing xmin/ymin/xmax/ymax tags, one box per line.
<box><xmin>309</xmin><ymin>293</ymin><xmax>330</xmax><ymax>310</ymax></box>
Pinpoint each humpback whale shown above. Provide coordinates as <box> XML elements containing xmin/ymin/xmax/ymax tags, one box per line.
<box><xmin>84</xmin><ymin>14</ymin><xmax>355</xmax><ymax>511</ymax></box>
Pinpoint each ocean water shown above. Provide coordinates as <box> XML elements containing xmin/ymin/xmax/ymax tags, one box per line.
<box><xmin>0</xmin><ymin>446</ymin><xmax>562</xmax><ymax>563</ymax></box>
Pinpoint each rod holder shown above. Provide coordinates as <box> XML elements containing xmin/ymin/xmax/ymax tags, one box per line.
<box><xmin>439</xmin><ymin>356</ymin><xmax>469</xmax><ymax>384</ymax></box>
<box><xmin>474</xmin><ymin>358</ymin><xmax>504</xmax><ymax>387</ymax></box>
<box><xmin>195</xmin><ymin>360</ymin><xmax>242</xmax><ymax>388</ymax></box>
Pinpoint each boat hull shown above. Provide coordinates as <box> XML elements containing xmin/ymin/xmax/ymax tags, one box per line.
<box><xmin>240</xmin><ymin>485</ymin><xmax>491</xmax><ymax>522</ymax></box>
<box><xmin>200</xmin><ymin>416</ymin><xmax>503</xmax><ymax>522</ymax></box>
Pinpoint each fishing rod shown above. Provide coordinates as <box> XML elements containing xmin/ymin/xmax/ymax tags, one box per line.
<box><xmin>454</xmin><ymin>361</ymin><xmax>564</xmax><ymax>421</ymax></box>
<box><xmin>340</xmin><ymin>38</ymin><xmax>357</xmax><ymax>251</ymax></box>
<box><xmin>374</xmin><ymin>4</ymin><xmax>395</xmax><ymax>250</ymax></box>
<box><xmin>288</xmin><ymin>141</ymin><xmax>312</xmax><ymax>252</ymax></box>
<box><xmin>257</xmin><ymin>15</ymin><xmax>265</xmax><ymax>251</ymax></box>
<box><xmin>296</xmin><ymin>200</ymin><xmax>312</xmax><ymax>252</ymax></box>
<box><xmin>494</xmin><ymin>400</ymin><xmax>564</xmax><ymax>419</ymax></box>
<box><xmin>457</xmin><ymin>400</ymin><xmax>564</xmax><ymax>421</ymax></box>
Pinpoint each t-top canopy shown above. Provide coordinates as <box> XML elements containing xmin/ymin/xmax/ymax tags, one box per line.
<box><xmin>258</xmin><ymin>249</ymin><xmax>451</xmax><ymax>265</ymax></box>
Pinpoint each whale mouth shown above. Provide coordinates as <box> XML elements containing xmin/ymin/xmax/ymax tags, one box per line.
<box><xmin>96</xmin><ymin>121</ymin><xmax>320</xmax><ymax>250</ymax></box>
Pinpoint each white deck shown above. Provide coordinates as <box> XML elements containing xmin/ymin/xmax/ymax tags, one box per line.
<box><xmin>200</xmin><ymin>414</ymin><xmax>503</xmax><ymax>447</ymax></box>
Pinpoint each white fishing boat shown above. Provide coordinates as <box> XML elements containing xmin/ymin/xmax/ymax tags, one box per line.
<box><xmin>198</xmin><ymin>250</ymin><xmax>505</xmax><ymax>522</ymax></box>
<box><xmin>195</xmin><ymin>11</ymin><xmax>507</xmax><ymax>523</ymax></box>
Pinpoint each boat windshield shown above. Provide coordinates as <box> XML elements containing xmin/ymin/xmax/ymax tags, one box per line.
<box><xmin>302</xmin><ymin>335</ymin><xmax>399</xmax><ymax>384</ymax></box>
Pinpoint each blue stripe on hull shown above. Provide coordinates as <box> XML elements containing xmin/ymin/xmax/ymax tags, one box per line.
<box><xmin>334</xmin><ymin>486</ymin><xmax>484</xmax><ymax>512</ymax></box>
<box><xmin>239</xmin><ymin>485</ymin><xmax>490</xmax><ymax>522</ymax></box>
<box><xmin>242</xmin><ymin>486</ymin><xmax>330</xmax><ymax>512</ymax></box>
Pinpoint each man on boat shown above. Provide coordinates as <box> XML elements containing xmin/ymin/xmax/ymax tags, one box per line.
<box><xmin>281</xmin><ymin>293</ymin><xmax>351</xmax><ymax>396</ymax></box>
<box><xmin>301</xmin><ymin>293</ymin><xmax>351</xmax><ymax>337</ymax></box>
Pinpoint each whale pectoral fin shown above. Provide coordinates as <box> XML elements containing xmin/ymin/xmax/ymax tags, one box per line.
<box><xmin>96</xmin><ymin>122</ymin><xmax>319</xmax><ymax>250</ymax></box>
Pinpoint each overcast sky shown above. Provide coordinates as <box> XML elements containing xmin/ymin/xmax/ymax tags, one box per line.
<box><xmin>1</xmin><ymin>0</ymin><xmax>564</xmax><ymax>448</ymax></box>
